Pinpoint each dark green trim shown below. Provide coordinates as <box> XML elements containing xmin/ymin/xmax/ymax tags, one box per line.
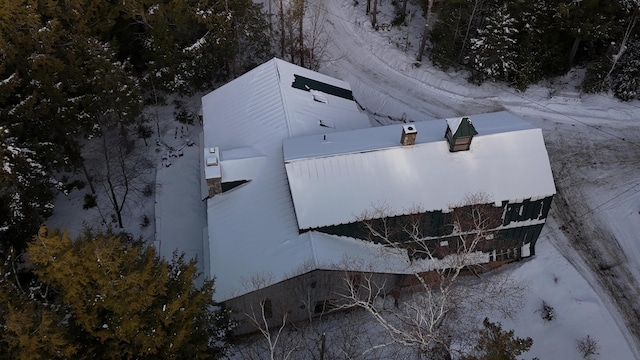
<box><xmin>502</xmin><ymin>196</ymin><xmax>553</xmax><ymax>226</ymax></box>
<box><xmin>313</xmin><ymin>196</ymin><xmax>553</xmax><ymax>260</ymax></box>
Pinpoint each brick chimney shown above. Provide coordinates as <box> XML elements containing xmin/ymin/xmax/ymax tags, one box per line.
<box><xmin>400</xmin><ymin>124</ymin><xmax>417</xmax><ymax>146</ymax></box>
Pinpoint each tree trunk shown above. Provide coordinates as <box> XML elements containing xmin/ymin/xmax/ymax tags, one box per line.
<box><xmin>602</xmin><ymin>6</ymin><xmax>639</xmax><ymax>86</ymax></box>
<box><xmin>100</xmin><ymin>131</ymin><xmax>124</xmax><ymax>229</ymax></box>
<box><xmin>279</xmin><ymin>0</ymin><xmax>286</xmax><ymax>59</ymax></box>
<box><xmin>568</xmin><ymin>36</ymin><xmax>581</xmax><ymax>69</ymax></box>
<box><xmin>288</xmin><ymin>11</ymin><xmax>296</xmax><ymax>64</ymax></box>
<box><xmin>149</xmin><ymin>77</ymin><xmax>162</xmax><ymax>138</ymax></box>
<box><xmin>366</xmin><ymin>0</ymin><xmax>371</xmax><ymax>14</ymax></box>
<box><xmin>106</xmin><ymin>176</ymin><xmax>124</xmax><ymax>228</ymax></box>
<box><xmin>416</xmin><ymin>0</ymin><xmax>434</xmax><ymax>62</ymax></box>
<box><xmin>268</xmin><ymin>0</ymin><xmax>273</xmax><ymax>37</ymax></box>
<box><xmin>372</xmin><ymin>0</ymin><xmax>377</xmax><ymax>28</ymax></box>
<box><xmin>402</xmin><ymin>0</ymin><xmax>408</xmax><ymax>22</ymax></box>
<box><xmin>458</xmin><ymin>0</ymin><xmax>484</xmax><ymax>62</ymax></box>
<box><xmin>320</xmin><ymin>333</ymin><xmax>326</xmax><ymax>360</ymax></box>
<box><xmin>81</xmin><ymin>162</ymin><xmax>96</xmax><ymax>194</ymax></box>
<box><xmin>298</xmin><ymin>0</ymin><xmax>305</xmax><ymax>68</ymax></box>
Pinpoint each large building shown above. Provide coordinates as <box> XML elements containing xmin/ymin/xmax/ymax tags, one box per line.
<box><xmin>200</xmin><ymin>58</ymin><xmax>556</xmax><ymax>331</ymax></box>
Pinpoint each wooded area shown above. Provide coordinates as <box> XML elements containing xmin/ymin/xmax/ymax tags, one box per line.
<box><xmin>0</xmin><ymin>0</ymin><xmax>273</xmax><ymax>251</ymax></box>
<box><xmin>1</xmin><ymin>0</ymin><xmax>639</xmax><ymax>253</ymax></box>
<box><xmin>426</xmin><ymin>0</ymin><xmax>640</xmax><ymax>93</ymax></box>
<box><xmin>1</xmin><ymin>0</ymin><xmax>636</xmax><ymax>357</ymax></box>
<box><xmin>0</xmin><ymin>227</ymin><xmax>230</xmax><ymax>359</ymax></box>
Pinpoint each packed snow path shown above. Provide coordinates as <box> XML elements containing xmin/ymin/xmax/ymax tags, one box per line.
<box><xmin>318</xmin><ymin>0</ymin><xmax>640</xmax><ymax>355</ymax></box>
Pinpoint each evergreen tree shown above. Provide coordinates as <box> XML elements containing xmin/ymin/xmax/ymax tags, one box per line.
<box><xmin>430</xmin><ymin>0</ymin><xmax>474</xmax><ymax>69</ymax></box>
<box><xmin>468</xmin><ymin>4</ymin><xmax>519</xmax><ymax>85</ymax></box>
<box><xmin>511</xmin><ymin>0</ymin><xmax>570</xmax><ymax>90</ymax></box>
<box><xmin>0</xmin><ymin>1</ymin><xmax>144</xmax><ymax>249</ymax></box>
<box><xmin>0</xmin><ymin>125</ymin><xmax>58</xmax><ymax>252</ymax></box>
<box><xmin>120</xmin><ymin>0</ymin><xmax>272</xmax><ymax>94</ymax></box>
<box><xmin>556</xmin><ymin>0</ymin><xmax>625</xmax><ymax>68</ymax></box>
<box><xmin>0</xmin><ymin>227</ymin><xmax>230</xmax><ymax>359</ymax></box>
<box><xmin>461</xmin><ymin>318</ymin><xmax>533</xmax><ymax>360</ymax></box>
<box><xmin>611</xmin><ymin>38</ymin><xmax>640</xmax><ymax>100</ymax></box>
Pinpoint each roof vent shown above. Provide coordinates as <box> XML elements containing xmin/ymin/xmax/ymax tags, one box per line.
<box><xmin>206</xmin><ymin>156</ymin><xmax>219</xmax><ymax>166</ymax></box>
<box><xmin>401</xmin><ymin>124</ymin><xmax>417</xmax><ymax>146</ymax></box>
<box><xmin>319</xmin><ymin>120</ymin><xmax>335</xmax><ymax>128</ymax></box>
<box><xmin>310</xmin><ymin>90</ymin><xmax>328</xmax><ymax>104</ymax></box>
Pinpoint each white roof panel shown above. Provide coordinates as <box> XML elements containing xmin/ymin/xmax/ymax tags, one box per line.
<box><xmin>219</xmin><ymin>147</ymin><xmax>266</xmax><ymax>182</ymax></box>
<box><xmin>284</xmin><ymin>112</ymin><xmax>556</xmax><ymax>230</ymax></box>
<box><xmin>202</xmin><ymin>59</ymin><xmax>555</xmax><ymax>303</ymax></box>
<box><xmin>202</xmin><ymin>58</ymin><xmax>374</xmax><ymax>301</ymax></box>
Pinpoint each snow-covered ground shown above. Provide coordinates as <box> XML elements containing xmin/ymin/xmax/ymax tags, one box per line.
<box><xmin>49</xmin><ymin>0</ymin><xmax>640</xmax><ymax>357</ymax></box>
<box><xmin>315</xmin><ymin>0</ymin><xmax>640</xmax><ymax>357</ymax></box>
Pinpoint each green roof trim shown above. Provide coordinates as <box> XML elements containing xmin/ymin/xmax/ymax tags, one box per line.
<box><xmin>291</xmin><ymin>74</ymin><xmax>354</xmax><ymax>101</ymax></box>
<box><xmin>453</xmin><ymin>117</ymin><xmax>478</xmax><ymax>138</ymax></box>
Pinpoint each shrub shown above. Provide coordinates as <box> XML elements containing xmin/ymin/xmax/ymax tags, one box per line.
<box><xmin>539</xmin><ymin>300</ymin><xmax>555</xmax><ymax>322</ymax></box>
<box><xmin>142</xmin><ymin>183</ymin><xmax>154</xmax><ymax>197</ymax></box>
<box><xmin>83</xmin><ymin>194</ymin><xmax>97</xmax><ymax>209</ymax></box>
<box><xmin>576</xmin><ymin>335</ymin><xmax>600</xmax><ymax>360</ymax></box>
<box><xmin>139</xmin><ymin>215</ymin><xmax>150</xmax><ymax>229</ymax></box>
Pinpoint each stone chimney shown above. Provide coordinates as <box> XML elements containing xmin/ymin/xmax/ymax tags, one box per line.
<box><xmin>205</xmin><ymin>147</ymin><xmax>222</xmax><ymax>198</ymax></box>
<box><xmin>400</xmin><ymin>124</ymin><xmax>417</xmax><ymax>146</ymax></box>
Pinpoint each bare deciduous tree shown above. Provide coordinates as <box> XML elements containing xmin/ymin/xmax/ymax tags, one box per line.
<box><xmin>576</xmin><ymin>335</ymin><xmax>600</xmax><ymax>360</ymax></box>
<box><xmin>602</xmin><ymin>2</ymin><xmax>639</xmax><ymax>86</ymax></box>
<box><xmin>92</xmin><ymin>119</ymin><xmax>153</xmax><ymax>228</ymax></box>
<box><xmin>232</xmin><ymin>263</ymin><xmax>404</xmax><ymax>359</ymax></box>
<box><xmin>338</xmin><ymin>194</ymin><xmax>526</xmax><ymax>359</ymax></box>
<box><xmin>270</xmin><ymin>0</ymin><xmax>326</xmax><ymax>69</ymax></box>
<box><xmin>416</xmin><ymin>0</ymin><xmax>434</xmax><ymax>62</ymax></box>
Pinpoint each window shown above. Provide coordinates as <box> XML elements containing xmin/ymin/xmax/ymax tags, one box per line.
<box><xmin>495</xmin><ymin>247</ymin><xmax>521</xmax><ymax>261</ymax></box>
<box><xmin>452</xmin><ymin>136</ymin><xmax>472</xmax><ymax>151</ymax></box>
<box><xmin>263</xmin><ymin>298</ymin><xmax>272</xmax><ymax>319</ymax></box>
<box><xmin>314</xmin><ymin>299</ymin><xmax>338</xmax><ymax>314</ymax></box>
<box><xmin>349</xmin><ymin>274</ymin><xmax>362</xmax><ymax>293</ymax></box>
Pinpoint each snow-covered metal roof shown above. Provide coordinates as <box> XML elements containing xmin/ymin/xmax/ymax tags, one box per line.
<box><xmin>202</xmin><ymin>58</ymin><xmax>374</xmax><ymax>301</ymax></box>
<box><xmin>202</xmin><ymin>59</ymin><xmax>555</xmax><ymax>303</ymax></box>
<box><xmin>284</xmin><ymin>111</ymin><xmax>556</xmax><ymax>230</ymax></box>
<box><xmin>219</xmin><ymin>147</ymin><xmax>266</xmax><ymax>183</ymax></box>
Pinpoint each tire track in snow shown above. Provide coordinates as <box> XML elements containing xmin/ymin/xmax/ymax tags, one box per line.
<box><xmin>319</xmin><ymin>0</ymin><xmax>499</xmax><ymax>121</ymax></box>
<box><xmin>316</xmin><ymin>0</ymin><xmax>640</xmax><ymax>353</ymax></box>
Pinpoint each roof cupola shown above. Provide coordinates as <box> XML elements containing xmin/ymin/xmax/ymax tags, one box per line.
<box><xmin>445</xmin><ymin>116</ymin><xmax>478</xmax><ymax>152</ymax></box>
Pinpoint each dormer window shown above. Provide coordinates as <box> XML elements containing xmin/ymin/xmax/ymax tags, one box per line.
<box><xmin>445</xmin><ymin>116</ymin><xmax>478</xmax><ymax>152</ymax></box>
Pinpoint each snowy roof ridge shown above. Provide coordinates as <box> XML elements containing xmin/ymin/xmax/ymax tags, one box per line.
<box><xmin>274</xmin><ymin>59</ymin><xmax>295</xmax><ymax>138</ymax></box>
<box><xmin>284</xmin><ymin>112</ymin><xmax>556</xmax><ymax>230</ymax></box>
<box><xmin>283</xmin><ymin>111</ymin><xmax>535</xmax><ymax>162</ymax></box>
